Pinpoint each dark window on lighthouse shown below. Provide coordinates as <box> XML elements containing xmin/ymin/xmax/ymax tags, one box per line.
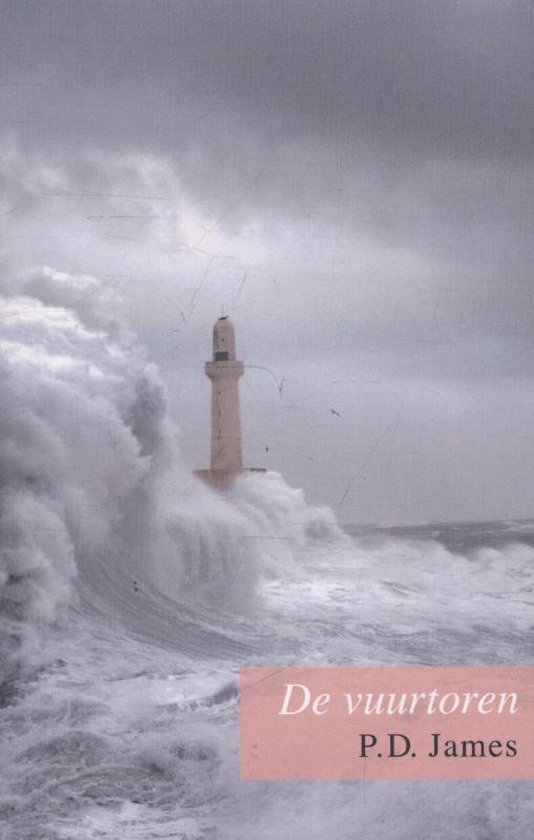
<box><xmin>215</xmin><ymin>351</ymin><xmax>229</xmax><ymax>361</ymax></box>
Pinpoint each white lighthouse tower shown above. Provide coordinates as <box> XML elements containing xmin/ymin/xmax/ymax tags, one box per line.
<box><xmin>195</xmin><ymin>315</ymin><xmax>262</xmax><ymax>490</ymax></box>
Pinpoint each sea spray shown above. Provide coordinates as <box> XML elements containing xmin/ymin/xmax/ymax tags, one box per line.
<box><xmin>228</xmin><ymin>470</ymin><xmax>345</xmax><ymax>578</ymax></box>
<box><xmin>0</xmin><ymin>268</ymin><xmax>342</xmax><ymax>677</ymax></box>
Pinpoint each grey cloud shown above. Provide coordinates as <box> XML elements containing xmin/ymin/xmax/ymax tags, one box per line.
<box><xmin>1</xmin><ymin>1</ymin><xmax>533</xmax><ymax>159</ymax></box>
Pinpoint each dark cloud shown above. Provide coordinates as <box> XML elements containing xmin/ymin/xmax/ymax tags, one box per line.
<box><xmin>1</xmin><ymin>0</ymin><xmax>533</xmax><ymax>159</ymax></box>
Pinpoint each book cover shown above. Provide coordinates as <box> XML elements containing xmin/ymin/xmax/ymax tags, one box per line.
<box><xmin>1</xmin><ymin>2</ymin><xmax>532</xmax><ymax>838</ymax></box>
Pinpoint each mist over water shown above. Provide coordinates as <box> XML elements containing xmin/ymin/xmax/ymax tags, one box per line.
<box><xmin>1</xmin><ymin>270</ymin><xmax>533</xmax><ymax>839</ymax></box>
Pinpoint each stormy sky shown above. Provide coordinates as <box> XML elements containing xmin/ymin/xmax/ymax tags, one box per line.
<box><xmin>1</xmin><ymin>0</ymin><xmax>534</xmax><ymax>524</ymax></box>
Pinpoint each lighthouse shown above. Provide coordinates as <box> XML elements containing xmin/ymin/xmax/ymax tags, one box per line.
<box><xmin>195</xmin><ymin>316</ymin><xmax>265</xmax><ymax>490</ymax></box>
<box><xmin>206</xmin><ymin>316</ymin><xmax>244</xmax><ymax>472</ymax></box>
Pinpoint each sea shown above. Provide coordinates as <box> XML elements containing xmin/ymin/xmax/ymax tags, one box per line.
<box><xmin>1</xmin><ymin>282</ymin><xmax>533</xmax><ymax>839</ymax></box>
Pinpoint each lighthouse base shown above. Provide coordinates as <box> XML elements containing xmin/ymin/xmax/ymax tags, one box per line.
<box><xmin>194</xmin><ymin>467</ymin><xmax>266</xmax><ymax>492</ymax></box>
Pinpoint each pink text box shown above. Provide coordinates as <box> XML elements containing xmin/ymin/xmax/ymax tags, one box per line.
<box><xmin>240</xmin><ymin>667</ymin><xmax>534</xmax><ymax>780</ymax></box>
